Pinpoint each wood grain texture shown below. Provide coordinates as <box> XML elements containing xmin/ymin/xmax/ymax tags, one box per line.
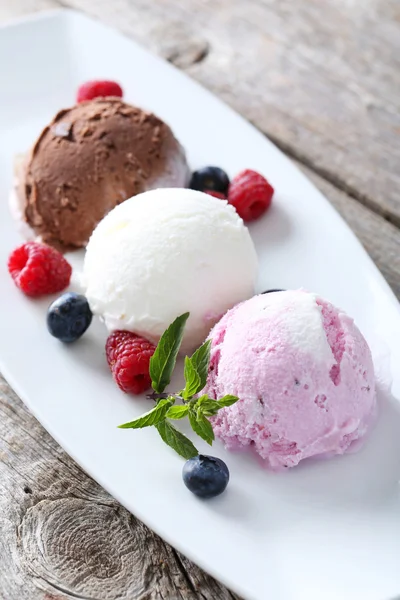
<box><xmin>0</xmin><ymin>377</ymin><xmax>239</xmax><ymax>600</ymax></box>
<box><xmin>58</xmin><ymin>0</ymin><xmax>400</xmax><ymax>222</ymax></box>
<box><xmin>0</xmin><ymin>0</ymin><xmax>57</xmax><ymax>21</ymax></box>
<box><xmin>1</xmin><ymin>1</ymin><xmax>400</xmax><ymax>599</ymax></box>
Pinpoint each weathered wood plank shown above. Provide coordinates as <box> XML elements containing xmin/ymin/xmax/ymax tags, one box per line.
<box><xmin>59</xmin><ymin>0</ymin><xmax>400</xmax><ymax>222</ymax></box>
<box><xmin>0</xmin><ymin>0</ymin><xmax>57</xmax><ymax>21</ymax></box>
<box><xmin>1</xmin><ymin>2</ymin><xmax>400</xmax><ymax>599</ymax></box>
<box><xmin>0</xmin><ymin>376</ymin><xmax>239</xmax><ymax>600</ymax></box>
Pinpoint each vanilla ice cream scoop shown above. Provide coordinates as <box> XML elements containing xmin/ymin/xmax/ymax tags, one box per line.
<box><xmin>83</xmin><ymin>188</ymin><xmax>258</xmax><ymax>352</ymax></box>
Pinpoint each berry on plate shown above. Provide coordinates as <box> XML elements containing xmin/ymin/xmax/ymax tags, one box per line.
<box><xmin>76</xmin><ymin>80</ymin><xmax>123</xmax><ymax>103</ymax></box>
<box><xmin>189</xmin><ymin>166</ymin><xmax>230</xmax><ymax>194</ymax></box>
<box><xmin>182</xmin><ymin>455</ymin><xmax>230</xmax><ymax>498</ymax></box>
<box><xmin>47</xmin><ymin>293</ymin><xmax>93</xmax><ymax>343</ymax></box>
<box><xmin>8</xmin><ymin>242</ymin><xmax>72</xmax><ymax>297</ymax></box>
<box><xmin>106</xmin><ymin>331</ymin><xmax>156</xmax><ymax>394</ymax></box>
<box><xmin>228</xmin><ymin>169</ymin><xmax>274</xmax><ymax>222</ymax></box>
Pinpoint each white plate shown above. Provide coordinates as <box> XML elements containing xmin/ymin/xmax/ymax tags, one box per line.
<box><xmin>1</xmin><ymin>10</ymin><xmax>400</xmax><ymax>600</ymax></box>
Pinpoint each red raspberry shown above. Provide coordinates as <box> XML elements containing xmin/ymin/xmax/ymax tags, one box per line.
<box><xmin>106</xmin><ymin>330</ymin><xmax>130</xmax><ymax>367</ymax></box>
<box><xmin>228</xmin><ymin>169</ymin><xmax>274</xmax><ymax>222</ymax></box>
<box><xmin>8</xmin><ymin>242</ymin><xmax>72</xmax><ymax>297</ymax></box>
<box><xmin>77</xmin><ymin>80</ymin><xmax>123</xmax><ymax>103</ymax></box>
<box><xmin>204</xmin><ymin>189</ymin><xmax>226</xmax><ymax>200</ymax></box>
<box><xmin>106</xmin><ymin>331</ymin><xmax>156</xmax><ymax>395</ymax></box>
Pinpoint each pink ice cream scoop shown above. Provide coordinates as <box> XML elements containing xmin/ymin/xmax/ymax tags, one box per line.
<box><xmin>204</xmin><ymin>290</ymin><xmax>376</xmax><ymax>470</ymax></box>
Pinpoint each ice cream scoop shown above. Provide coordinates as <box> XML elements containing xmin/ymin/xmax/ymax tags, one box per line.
<box><xmin>204</xmin><ymin>290</ymin><xmax>376</xmax><ymax>469</ymax></box>
<box><xmin>83</xmin><ymin>188</ymin><xmax>258</xmax><ymax>353</ymax></box>
<box><xmin>10</xmin><ymin>98</ymin><xmax>189</xmax><ymax>250</ymax></box>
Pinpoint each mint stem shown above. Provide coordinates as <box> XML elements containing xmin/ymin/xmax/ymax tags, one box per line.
<box><xmin>119</xmin><ymin>313</ymin><xmax>239</xmax><ymax>460</ymax></box>
<box><xmin>147</xmin><ymin>392</ymin><xmax>186</xmax><ymax>404</ymax></box>
<box><xmin>146</xmin><ymin>392</ymin><xmax>169</xmax><ymax>401</ymax></box>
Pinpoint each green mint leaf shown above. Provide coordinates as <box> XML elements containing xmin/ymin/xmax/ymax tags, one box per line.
<box><xmin>218</xmin><ymin>395</ymin><xmax>240</xmax><ymax>407</ymax></box>
<box><xmin>190</xmin><ymin>339</ymin><xmax>212</xmax><ymax>390</ymax></box>
<box><xmin>182</xmin><ymin>339</ymin><xmax>212</xmax><ymax>399</ymax></box>
<box><xmin>118</xmin><ymin>398</ymin><xmax>173</xmax><ymax>429</ymax></box>
<box><xmin>149</xmin><ymin>312</ymin><xmax>190</xmax><ymax>393</ymax></box>
<box><xmin>155</xmin><ymin>420</ymin><xmax>198</xmax><ymax>459</ymax></box>
<box><xmin>188</xmin><ymin>410</ymin><xmax>215</xmax><ymax>445</ymax></box>
<box><xmin>196</xmin><ymin>400</ymin><xmax>220</xmax><ymax>417</ymax></box>
<box><xmin>166</xmin><ymin>405</ymin><xmax>189</xmax><ymax>420</ymax></box>
<box><xmin>183</xmin><ymin>356</ymin><xmax>201</xmax><ymax>400</ymax></box>
<box><xmin>202</xmin><ymin>409</ymin><xmax>219</xmax><ymax>417</ymax></box>
<box><xmin>196</xmin><ymin>394</ymin><xmax>239</xmax><ymax>416</ymax></box>
<box><xmin>196</xmin><ymin>394</ymin><xmax>210</xmax><ymax>404</ymax></box>
<box><xmin>197</xmin><ymin>396</ymin><xmax>220</xmax><ymax>410</ymax></box>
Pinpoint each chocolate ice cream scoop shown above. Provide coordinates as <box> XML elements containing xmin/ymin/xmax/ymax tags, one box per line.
<box><xmin>11</xmin><ymin>98</ymin><xmax>189</xmax><ymax>250</ymax></box>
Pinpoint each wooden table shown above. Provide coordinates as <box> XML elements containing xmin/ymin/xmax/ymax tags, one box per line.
<box><xmin>1</xmin><ymin>1</ymin><xmax>399</xmax><ymax>598</ymax></box>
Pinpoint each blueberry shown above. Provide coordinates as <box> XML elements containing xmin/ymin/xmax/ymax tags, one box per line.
<box><xmin>47</xmin><ymin>292</ymin><xmax>92</xmax><ymax>343</ymax></box>
<box><xmin>262</xmin><ymin>289</ymin><xmax>285</xmax><ymax>294</ymax></box>
<box><xmin>182</xmin><ymin>455</ymin><xmax>229</xmax><ymax>499</ymax></box>
<box><xmin>189</xmin><ymin>166</ymin><xmax>230</xmax><ymax>194</ymax></box>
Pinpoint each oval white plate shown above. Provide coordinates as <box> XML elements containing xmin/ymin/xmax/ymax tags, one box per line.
<box><xmin>1</xmin><ymin>10</ymin><xmax>400</xmax><ymax>600</ymax></box>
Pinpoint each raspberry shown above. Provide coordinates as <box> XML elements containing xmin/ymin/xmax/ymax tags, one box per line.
<box><xmin>106</xmin><ymin>330</ymin><xmax>131</xmax><ymax>366</ymax></box>
<box><xmin>77</xmin><ymin>80</ymin><xmax>123</xmax><ymax>103</ymax></box>
<box><xmin>228</xmin><ymin>169</ymin><xmax>274</xmax><ymax>222</ymax></box>
<box><xmin>204</xmin><ymin>189</ymin><xmax>226</xmax><ymax>200</ymax></box>
<box><xmin>8</xmin><ymin>242</ymin><xmax>72</xmax><ymax>297</ymax></box>
<box><xmin>106</xmin><ymin>331</ymin><xmax>156</xmax><ymax>394</ymax></box>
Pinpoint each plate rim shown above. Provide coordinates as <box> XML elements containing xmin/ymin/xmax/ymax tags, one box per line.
<box><xmin>1</xmin><ymin>9</ymin><xmax>400</xmax><ymax>600</ymax></box>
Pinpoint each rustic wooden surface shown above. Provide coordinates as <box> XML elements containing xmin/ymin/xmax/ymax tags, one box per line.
<box><xmin>1</xmin><ymin>0</ymin><xmax>400</xmax><ymax>598</ymax></box>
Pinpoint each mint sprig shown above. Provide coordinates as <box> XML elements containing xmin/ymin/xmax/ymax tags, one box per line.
<box><xmin>155</xmin><ymin>420</ymin><xmax>198</xmax><ymax>459</ymax></box>
<box><xmin>197</xmin><ymin>394</ymin><xmax>239</xmax><ymax>416</ymax></box>
<box><xmin>119</xmin><ymin>313</ymin><xmax>239</xmax><ymax>459</ymax></box>
<box><xmin>166</xmin><ymin>405</ymin><xmax>189</xmax><ymax>419</ymax></box>
<box><xmin>149</xmin><ymin>312</ymin><xmax>189</xmax><ymax>393</ymax></box>
<box><xmin>118</xmin><ymin>398</ymin><xmax>173</xmax><ymax>429</ymax></box>
<box><xmin>188</xmin><ymin>409</ymin><xmax>215</xmax><ymax>445</ymax></box>
<box><xmin>182</xmin><ymin>339</ymin><xmax>211</xmax><ymax>400</ymax></box>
